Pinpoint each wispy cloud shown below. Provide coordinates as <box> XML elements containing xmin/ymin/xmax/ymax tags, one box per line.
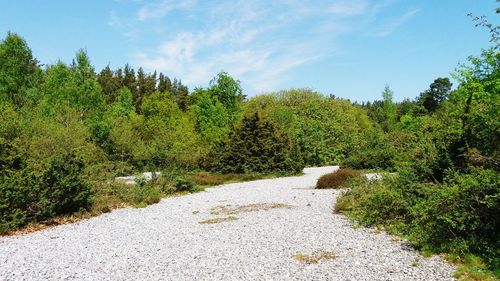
<box><xmin>327</xmin><ymin>1</ymin><xmax>368</xmax><ymax>17</ymax></box>
<box><xmin>109</xmin><ymin>0</ymin><xmax>420</xmax><ymax>94</ymax></box>
<box><xmin>374</xmin><ymin>8</ymin><xmax>420</xmax><ymax>37</ymax></box>
<box><xmin>137</xmin><ymin>0</ymin><xmax>195</xmax><ymax>21</ymax></box>
<box><xmin>108</xmin><ymin>11</ymin><xmax>138</xmax><ymax>39</ymax></box>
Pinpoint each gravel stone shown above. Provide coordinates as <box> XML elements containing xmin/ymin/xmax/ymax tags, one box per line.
<box><xmin>0</xmin><ymin>166</ymin><xmax>455</xmax><ymax>280</ymax></box>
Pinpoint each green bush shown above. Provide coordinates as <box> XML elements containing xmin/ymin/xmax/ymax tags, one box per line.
<box><xmin>213</xmin><ymin>112</ymin><xmax>303</xmax><ymax>174</ymax></box>
<box><xmin>0</xmin><ymin>152</ymin><xmax>91</xmax><ymax>233</ymax></box>
<box><xmin>36</xmin><ymin>153</ymin><xmax>92</xmax><ymax>219</ymax></box>
<box><xmin>0</xmin><ymin>172</ymin><xmax>33</xmax><ymax>233</ymax></box>
<box><xmin>132</xmin><ymin>185</ymin><xmax>161</xmax><ymax>206</ymax></box>
<box><xmin>336</xmin><ymin>168</ymin><xmax>500</xmax><ymax>271</ymax></box>
<box><xmin>316</xmin><ymin>168</ymin><xmax>361</xmax><ymax>189</ymax></box>
<box><xmin>174</xmin><ymin>177</ymin><xmax>198</xmax><ymax>192</ymax></box>
<box><xmin>409</xmin><ymin>168</ymin><xmax>500</xmax><ymax>268</ymax></box>
<box><xmin>343</xmin><ymin>128</ymin><xmax>396</xmax><ymax>171</ymax></box>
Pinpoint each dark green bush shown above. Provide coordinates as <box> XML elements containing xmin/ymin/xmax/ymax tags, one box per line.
<box><xmin>316</xmin><ymin>168</ymin><xmax>361</xmax><ymax>189</ymax></box>
<box><xmin>174</xmin><ymin>177</ymin><xmax>198</xmax><ymax>192</ymax></box>
<box><xmin>213</xmin><ymin>112</ymin><xmax>303</xmax><ymax>174</ymax></box>
<box><xmin>0</xmin><ymin>172</ymin><xmax>32</xmax><ymax>233</ymax></box>
<box><xmin>36</xmin><ymin>153</ymin><xmax>92</xmax><ymax>219</ymax></box>
<box><xmin>0</xmin><ymin>152</ymin><xmax>92</xmax><ymax>233</ymax></box>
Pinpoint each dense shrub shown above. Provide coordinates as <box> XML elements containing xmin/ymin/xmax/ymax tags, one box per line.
<box><xmin>316</xmin><ymin>168</ymin><xmax>361</xmax><ymax>189</ymax></box>
<box><xmin>336</xmin><ymin>168</ymin><xmax>500</xmax><ymax>271</ymax></box>
<box><xmin>174</xmin><ymin>177</ymin><xmax>198</xmax><ymax>192</ymax></box>
<box><xmin>36</xmin><ymin>153</ymin><xmax>91</xmax><ymax>219</ymax></box>
<box><xmin>409</xmin><ymin>169</ymin><xmax>500</xmax><ymax>268</ymax></box>
<box><xmin>213</xmin><ymin>112</ymin><xmax>303</xmax><ymax>174</ymax></box>
<box><xmin>245</xmin><ymin>89</ymin><xmax>371</xmax><ymax>166</ymax></box>
<box><xmin>343</xmin><ymin>128</ymin><xmax>396</xmax><ymax>171</ymax></box>
<box><xmin>0</xmin><ymin>152</ymin><xmax>91</xmax><ymax>233</ymax></box>
<box><xmin>0</xmin><ymin>172</ymin><xmax>34</xmax><ymax>233</ymax></box>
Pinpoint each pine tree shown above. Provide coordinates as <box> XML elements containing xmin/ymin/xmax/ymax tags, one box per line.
<box><xmin>97</xmin><ymin>65</ymin><xmax>121</xmax><ymax>104</ymax></box>
<box><xmin>122</xmin><ymin>64</ymin><xmax>137</xmax><ymax>96</ymax></box>
<box><xmin>216</xmin><ymin>112</ymin><xmax>299</xmax><ymax>173</ymax></box>
<box><xmin>158</xmin><ymin>72</ymin><xmax>172</xmax><ymax>94</ymax></box>
<box><xmin>172</xmin><ymin>79</ymin><xmax>189</xmax><ymax>111</ymax></box>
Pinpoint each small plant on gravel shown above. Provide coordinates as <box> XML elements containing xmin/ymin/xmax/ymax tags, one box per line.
<box><xmin>316</xmin><ymin>168</ymin><xmax>361</xmax><ymax>189</ymax></box>
<box><xmin>293</xmin><ymin>250</ymin><xmax>336</xmax><ymax>264</ymax></box>
<box><xmin>199</xmin><ymin>216</ymin><xmax>238</xmax><ymax>224</ymax></box>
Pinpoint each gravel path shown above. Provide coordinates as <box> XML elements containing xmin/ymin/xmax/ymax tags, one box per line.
<box><xmin>0</xmin><ymin>166</ymin><xmax>455</xmax><ymax>281</ymax></box>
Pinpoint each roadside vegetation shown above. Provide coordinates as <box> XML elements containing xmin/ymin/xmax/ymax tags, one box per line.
<box><xmin>331</xmin><ymin>15</ymin><xmax>499</xmax><ymax>280</ymax></box>
<box><xmin>0</xmin><ymin>6</ymin><xmax>498</xmax><ymax>280</ymax></box>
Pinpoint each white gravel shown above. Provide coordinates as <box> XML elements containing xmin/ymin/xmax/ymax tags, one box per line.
<box><xmin>0</xmin><ymin>166</ymin><xmax>455</xmax><ymax>281</ymax></box>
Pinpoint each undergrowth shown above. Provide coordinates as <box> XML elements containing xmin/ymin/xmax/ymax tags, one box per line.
<box><xmin>335</xmin><ymin>168</ymin><xmax>500</xmax><ymax>280</ymax></box>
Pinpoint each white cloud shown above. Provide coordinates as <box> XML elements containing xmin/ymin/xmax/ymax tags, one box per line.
<box><xmin>137</xmin><ymin>0</ymin><xmax>195</xmax><ymax>21</ymax></box>
<box><xmin>374</xmin><ymin>8</ymin><xmax>420</xmax><ymax>37</ymax></box>
<box><xmin>110</xmin><ymin>0</ymin><xmax>420</xmax><ymax>94</ymax></box>
<box><xmin>328</xmin><ymin>1</ymin><xmax>368</xmax><ymax>17</ymax></box>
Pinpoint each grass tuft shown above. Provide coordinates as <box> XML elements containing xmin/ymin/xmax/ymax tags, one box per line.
<box><xmin>210</xmin><ymin>203</ymin><xmax>291</xmax><ymax>215</ymax></box>
<box><xmin>293</xmin><ymin>250</ymin><xmax>336</xmax><ymax>264</ymax></box>
<box><xmin>199</xmin><ymin>216</ymin><xmax>238</xmax><ymax>224</ymax></box>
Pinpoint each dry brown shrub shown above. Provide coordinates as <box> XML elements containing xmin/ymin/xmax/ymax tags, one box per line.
<box><xmin>189</xmin><ymin>172</ymin><xmax>225</xmax><ymax>186</ymax></box>
<box><xmin>316</xmin><ymin>168</ymin><xmax>361</xmax><ymax>189</ymax></box>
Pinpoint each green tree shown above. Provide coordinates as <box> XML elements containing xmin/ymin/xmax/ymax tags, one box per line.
<box><xmin>122</xmin><ymin>64</ymin><xmax>137</xmax><ymax>97</ymax></box>
<box><xmin>209</xmin><ymin>71</ymin><xmax>244</xmax><ymax>122</ymax></box>
<box><xmin>381</xmin><ymin>85</ymin><xmax>397</xmax><ymax>131</ymax></box>
<box><xmin>158</xmin><ymin>72</ymin><xmax>172</xmax><ymax>94</ymax></box>
<box><xmin>0</xmin><ymin>32</ymin><xmax>41</xmax><ymax>106</ymax></box>
<box><xmin>191</xmin><ymin>88</ymin><xmax>230</xmax><ymax>145</ymax></box>
<box><xmin>215</xmin><ymin>112</ymin><xmax>299</xmax><ymax>174</ymax></box>
<box><xmin>171</xmin><ymin>78</ymin><xmax>189</xmax><ymax>111</ymax></box>
<box><xmin>97</xmin><ymin>65</ymin><xmax>121</xmax><ymax>104</ymax></box>
<box><xmin>419</xmin><ymin>77</ymin><xmax>453</xmax><ymax>113</ymax></box>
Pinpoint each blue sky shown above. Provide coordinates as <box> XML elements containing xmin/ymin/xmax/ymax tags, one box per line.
<box><xmin>0</xmin><ymin>1</ymin><xmax>498</xmax><ymax>101</ymax></box>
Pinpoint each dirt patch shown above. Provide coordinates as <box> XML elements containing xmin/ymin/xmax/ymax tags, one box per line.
<box><xmin>199</xmin><ymin>216</ymin><xmax>238</xmax><ymax>224</ymax></box>
<box><xmin>293</xmin><ymin>250</ymin><xmax>336</xmax><ymax>264</ymax></box>
<box><xmin>210</xmin><ymin>203</ymin><xmax>291</xmax><ymax>215</ymax></box>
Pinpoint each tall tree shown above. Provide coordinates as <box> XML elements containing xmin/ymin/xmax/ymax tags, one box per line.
<box><xmin>381</xmin><ymin>85</ymin><xmax>397</xmax><ymax>131</ymax></box>
<box><xmin>419</xmin><ymin>77</ymin><xmax>453</xmax><ymax>113</ymax></box>
<box><xmin>171</xmin><ymin>79</ymin><xmax>189</xmax><ymax>111</ymax></box>
<box><xmin>209</xmin><ymin>71</ymin><xmax>244</xmax><ymax>122</ymax></box>
<box><xmin>122</xmin><ymin>64</ymin><xmax>136</xmax><ymax>96</ymax></box>
<box><xmin>135</xmin><ymin>67</ymin><xmax>147</xmax><ymax>110</ymax></box>
<box><xmin>0</xmin><ymin>32</ymin><xmax>41</xmax><ymax>106</ymax></box>
<box><xmin>158</xmin><ymin>72</ymin><xmax>172</xmax><ymax>94</ymax></box>
<box><xmin>97</xmin><ymin>65</ymin><xmax>121</xmax><ymax>104</ymax></box>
